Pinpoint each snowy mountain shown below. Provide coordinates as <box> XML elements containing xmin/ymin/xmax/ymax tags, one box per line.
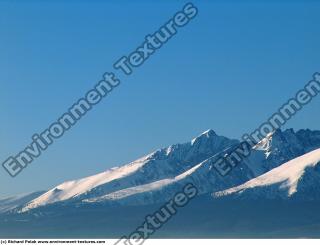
<box><xmin>257</xmin><ymin>129</ymin><xmax>320</xmax><ymax>171</ymax></box>
<box><xmin>0</xmin><ymin>191</ymin><xmax>45</xmax><ymax>213</ymax></box>
<box><xmin>82</xmin><ymin>150</ymin><xmax>253</xmax><ymax>205</ymax></box>
<box><xmin>2</xmin><ymin>128</ymin><xmax>320</xmax><ymax>238</ymax></box>
<box><xmin>22</xmin><ymin>130</ymin><xmax>239</xmax><ymax>211</ymax></box>
<box><xmin>82</xmin><ymin>130</ymin><xmax>320</xmax><ymax>205</ymax></box>
<box><xmin>213</xmin><ymin>148</ymin><xmax>320</xmax><ymax>200</ymax></box>
<box><xmin>243</xmin><ymin>129</ymin><xmax>320</xmax><ymax>176</ymax></box>
<box><xmin>15</xmin><ymin>128</ymin><xmax>320</xmax><ymax>212</ymax></box>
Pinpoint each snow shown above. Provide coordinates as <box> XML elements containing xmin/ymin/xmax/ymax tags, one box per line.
<box><xmin>252</xmin><ymin>131</ymin><xmax>273</xmax><ymax>158</ymax></box>
<box><xmin>214</xmin><ymin>148</ymin><xmax>320</xmax><ymax>198</ymax></box>
<box><xmin>22</xmin><ymin>129</ymin><xmax>238</xmax><ymax>211</ymax></box>
<box><xmin>191</xmin><ymin>129</ymin><xmax>216</xmax><ymax>145</ymax></box>
<box><xmin>22</xmin><ymin>156</ymin><xmax>149</xmax><ymax>211</ymax></box>
<box><xmin>18</xmin><ymin>128</ymin><xmax>320</xmax><ymax>212</ymax></box>
<box><xmin>84</xmin><ymin>163</ymin><xmax>203</xmax><ymax>202</ymax></box>
<box><xmin>0</xmin><ymin>191</ymin><xmax>45</xmax><ymax>213</ymax></box>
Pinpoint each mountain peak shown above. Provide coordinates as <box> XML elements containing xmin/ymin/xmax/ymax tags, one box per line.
<box><xmin>15</xmin><ymin>128</ymin><xmax>320</xmax><ymax>213</ymax></box>
<box><xmin>202</xmin><ymin>129</ymin><xmax>217</xmax><ymax>136</ymax></box>
<box><xmin>191</xmin><ymin>129</ymin><xmax>217</xmax><ymax>145</ymax></box>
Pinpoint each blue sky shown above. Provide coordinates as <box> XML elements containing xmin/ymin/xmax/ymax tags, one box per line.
<box><xmin>1</xmin><ymin>0</ymin><xmax>320</xmax><ymax>198</ymax></box>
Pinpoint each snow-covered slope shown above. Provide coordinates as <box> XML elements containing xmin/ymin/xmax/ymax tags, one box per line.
<box><xmin>241</xmin><ymin>129</ymin><xmax>320</xmax><ymax>176</ymax></box>
<box><xmin>213</xmin><ymin>148</ymin><xmax>320</xmax><ymax>200</ymax></box>
<box><xmin>0</xmin><ymin>191</ymin><xmax>45</xmax><ymax>213</ymax></box>
<box><xmin>22</xmin><ymin>155</ymin><xmax>149</xmax><ymax>211</ymax></box>
<box><xmin>258</xmin><ymin>129</ymin><xmax>320</xmax><ymax>171</ymax></box>
<box><xmin>22</xmin><ymin>130</ymin><xmax>238</xmax><ymax>211</ymax></box>
<box><xmin>20</xmin><ymin>128</ymin><xmax>320</xmax><ymax>211</ymax></box>
<box><xmin>84</xmin><ymin>162</ymin><xmax>204</xmax><ymax>204</ymax></box>
<box><xmin>82</xmin><ymin>149</ymin><xmax>254</xmax><ymax>205</ymax></box>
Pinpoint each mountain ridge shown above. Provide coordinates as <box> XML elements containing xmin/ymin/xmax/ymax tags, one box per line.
<box><xmin>2</xmin><ymin>128</ymin><xmax>320</xmax><ymax>214</ymax></box>
<box><xmin>213</xmin><ymin>148</ymin><xmax>320</xmax><ymax>200</ymax></box>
